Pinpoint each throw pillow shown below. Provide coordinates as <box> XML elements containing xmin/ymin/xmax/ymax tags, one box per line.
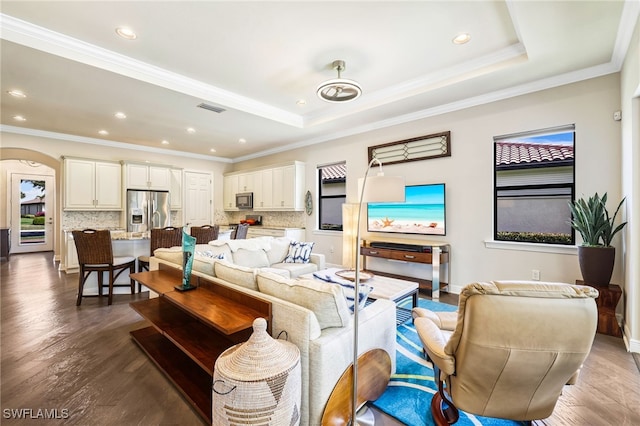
<box><xmin>195</xmin><ymin>250</ymin><xmax>226</xmax><ymax>260</ymax></box>
<box><xmin>312</xmin><ymin>270</ymin><xmax>373</xmax><ymax>312</ymax></box>
<box><xmin>257</xmin><ymin>272</ymin><xmax>351</xmax><ymax>329</ymax></box>
<box><xmin>266</xmin><ymin>237</ymin><xmax>293</xmax><ymax>265</ymax></box>
<box><xmin>283</xmin><ymin>241</ymin><xmax>315</xmax><ymax>264</ymax></box>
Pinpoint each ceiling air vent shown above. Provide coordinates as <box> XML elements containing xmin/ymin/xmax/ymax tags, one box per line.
<box><xmin>197</xmin><ymin>103</ymin><xmax>226</xmax><ymax>113</ymax></box>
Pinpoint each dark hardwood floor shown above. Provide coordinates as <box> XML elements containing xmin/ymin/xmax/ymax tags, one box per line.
<box><xmin>2</xmin><ymin>252</ymin><xmax>639</xmax><ymax>425</ymax></box>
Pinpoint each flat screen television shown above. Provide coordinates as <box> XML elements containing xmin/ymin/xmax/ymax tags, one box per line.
<box><xmin>367</xmin><ymin>183</ymin><xmax>446</xmax><ymax>236</ymax></box>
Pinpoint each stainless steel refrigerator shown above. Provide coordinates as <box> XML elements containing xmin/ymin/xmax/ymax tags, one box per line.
<box><xmin>126</xmin><ymin>189</ymin><xmax>171</xmax><ymax>232</ymax></box>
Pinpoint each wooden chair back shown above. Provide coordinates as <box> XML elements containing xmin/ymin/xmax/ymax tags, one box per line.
<box><xmin>190</xmin><ymin>225</ymin><xmax>219</xmax><ymax>244</ymax></box>
<box><xmin>72</xmin><ymin>229</ymin><xmax>113</xmax><ymax>265</ymax></box>
<box><xmin>150</xmin><ymin>226</ymin><xmax>183</xmax><ymax>254</ymax></box>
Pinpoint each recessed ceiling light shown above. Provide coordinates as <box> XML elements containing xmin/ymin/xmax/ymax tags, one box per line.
<box><xmin>238</xmin><ymin>138</ymin><xmax>247</xmax><ymax>144</ymax></box>
<box><xmin>453</xmin><ymin>33</ymin><xmax>471</xmax><ymax>44</ymax></box>
<box><xmin>98</xmin><ymin>129</ymin><xmax>109</xmax><ymax>135</ymax></box>
<box><xmin>210</xmin><ymin>148</ymin><xmax>217</xmax><ymax>153</ymax></box>
<box><xmin>7</xmin><ymin>90</ymin><xmax>26</xmax><ymax>98</ymax></box>
<box><xmin>161</xmin><ymin>140</ymin><xmax>169</xmax><ymax>145</ymax></box>
<box><xmin>13</xmin><ymin>115</ymin><xmax>26</xmax><ymax>121</ymax></box>
<box><xmin>116</xmin><ymin>27</ymin><xmax>137</xmax><ymax>40</ymax></box>
<box><xmin>114</xmin><ymin>112</ymin><xmax>127</xmax><ymax>119</ymax></box>
<box><xmin>186</xmin><ymin>127</ymin><xmax>196</xmax><ymax>134</ymax></box>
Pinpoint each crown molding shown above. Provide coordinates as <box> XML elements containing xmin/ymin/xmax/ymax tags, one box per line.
<box><xmin>0</xmin><ymin>13</ymin><xmax>303</xmax><ymax>129</ymax></box>
<box><xmin>0</xmin><ymin>125</ymin><xmax>232</xmax><ymax>163</ymax></box>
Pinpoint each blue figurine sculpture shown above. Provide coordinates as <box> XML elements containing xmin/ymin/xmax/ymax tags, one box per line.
<box><xmin>177</xmin><ymin>228</ymin><xmax>197</xmax><ymax>291</ymax></box>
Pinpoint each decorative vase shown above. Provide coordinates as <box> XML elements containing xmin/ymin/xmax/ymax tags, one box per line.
<box><xmin>578</xmin><ymin>246</ymin><xmax>615</xmax><ymax>287</ymax></box>
<box><xmin>177</xmin><ymin>229</ymin><xmax>197</xmax><ymax>291</ymax></box>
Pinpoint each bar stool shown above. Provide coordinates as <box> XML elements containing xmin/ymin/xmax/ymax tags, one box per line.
<box><xmin>190</xmin><ymin>224</ymin><xmax>219</xmax><ymax>244</ymax></box>
<box><xmin>137</xmin><ymin>226</ymin><xmax>182</xmax><ymax>290</ymax></box>
<box><xmin>72</xmin><ymin>229</ymin><xmax>135</xmax><ymax>306</ymax></box>
<box><xmin>234</xmin><ymin>223</ymin><xmax>249</xmax><ymax>239</ymax></box>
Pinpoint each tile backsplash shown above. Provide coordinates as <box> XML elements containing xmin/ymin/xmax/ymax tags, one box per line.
<box><xmin>62</xmin><ymin>211</ymin><xmax>122</xmax><ymax>230</ymax></box>
<box><xmin>221</xmin><ymin>210</ymin><xmax>305</xmax><ymax>228</ymax></box>
<box><xmin>63</xmin><ymin>209</ymin><xmax>306</xmax><ymax>231</ymax></box>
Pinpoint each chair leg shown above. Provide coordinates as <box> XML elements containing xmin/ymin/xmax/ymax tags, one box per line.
<box><xmin>76</xmin><ymin>267</ymin><xmax>86</xmax><ymax>306</ymax></box>
<box><xmin>108</xmin><ymin>269</ymin><xmax>114</xmax><ymax>305</ymax></box>
<box><xmin>137</xmin><ymin>261</ymin><xmax>149</xmax><ymax>292</ymax></box>
<box><xmin>97</xmin><ymin>270</ymin><xmax>103</xmax><ymax>297</ymax></box>
<box><xmin>129</xmin><ymin>264</ymin><xmax>135</xmax><ymax>295</ymax></box>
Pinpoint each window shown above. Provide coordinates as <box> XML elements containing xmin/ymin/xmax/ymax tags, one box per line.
<box><xmin>317</xmin><ymin>162</ymin><xmax>346</xmax><ymax>231</ymax></box>
<box><xmin>494</xmin><ymin>125</ymin><xmax>575</xmax><ymax>245</ymax></box>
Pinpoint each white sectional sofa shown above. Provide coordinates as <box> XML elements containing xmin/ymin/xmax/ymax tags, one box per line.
<box><xmin>149</xmin><ymin>236</ymin><xmax>397</xmax><ymax>426</ymax></box>
<box><xmin>153</xmin><ymin>236</ymin><xmax>325</xmax><ymax>280</ymax></box>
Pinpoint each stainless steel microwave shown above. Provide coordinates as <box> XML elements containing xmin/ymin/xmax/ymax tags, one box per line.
<box><xmin>236</xmin><ymin>192</ymin><xmax>253</xmax><ymax>209</ymax></box>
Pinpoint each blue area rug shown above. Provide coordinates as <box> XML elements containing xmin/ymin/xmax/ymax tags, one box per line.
<box><xmin>371</xmin><ymin>298</ymin><xmax>524</xmax><ymax>426</ymax></box>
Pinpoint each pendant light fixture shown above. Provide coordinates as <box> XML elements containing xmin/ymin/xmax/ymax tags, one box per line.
<box><xmin>317</xmin><ymin>60</ymin><xmax>362</xmax><ymax>103</ymax></box>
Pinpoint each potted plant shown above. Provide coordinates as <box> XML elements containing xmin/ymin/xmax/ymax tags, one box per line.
<box><xmin>568</xmin><ymin>192</ymin><xmax>627</xmax><ymax>286</ymax></box>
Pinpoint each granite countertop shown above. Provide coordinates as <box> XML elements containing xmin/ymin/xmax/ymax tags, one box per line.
<box><xmin>64</xmin><ymin>229</ymin><xmax>150</xmax><ymax>240</ymax></box>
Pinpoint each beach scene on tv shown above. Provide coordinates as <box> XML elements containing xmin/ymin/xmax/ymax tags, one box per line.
<box><xmin>367</xmin><ymin>184</ymin><xmax>445</xmax><ymax>235</ymax></box>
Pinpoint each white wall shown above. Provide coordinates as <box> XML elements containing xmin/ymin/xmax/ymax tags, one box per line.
<box><xmin>235</xmin><ymin>74</ymin><xmax>623</xmax><ymax>291</ymax></box>
<box><xmin>620</xmin><ymin>15</ymin><xmax>640</xmax><ymax>352</ymax></box>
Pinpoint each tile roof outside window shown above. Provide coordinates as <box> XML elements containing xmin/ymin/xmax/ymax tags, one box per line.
<box><xmin>321</xmin><ymin>163</ymin><xmax>347</xmax><ymax>182</ymax></box>
<box><xmin>496</xmin><ymin>142</ymin><xmax>574</xmax><ymax>167</ymax></box>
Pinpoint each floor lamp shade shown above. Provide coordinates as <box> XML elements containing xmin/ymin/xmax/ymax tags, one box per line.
<box><xmin>342</xmin><ymin>203</ymin><xmax>358</xmax><ymax>269</ymax></box>
<box><xmin>357</xmin><ymin>175</ymin><xmax>405</xmax><ymax>203</ymax></box>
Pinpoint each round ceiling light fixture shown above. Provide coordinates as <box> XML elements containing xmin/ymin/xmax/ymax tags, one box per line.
<box><xmin>317</xmin><ymin>60</ymin><xmax>362</xmax><ymax>103</ymax></box>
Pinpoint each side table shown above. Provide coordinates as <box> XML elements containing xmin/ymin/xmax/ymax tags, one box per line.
<box><xmin>576</xmin><ymin>280</ymin><xmax>622</xmax><ymax>338</ymax></box>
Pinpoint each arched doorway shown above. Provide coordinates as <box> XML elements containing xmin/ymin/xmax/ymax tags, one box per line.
<box><xmin>0</xmin><ymin>148</ymin><xmax>62</xmax><ymax>259</ymax></box>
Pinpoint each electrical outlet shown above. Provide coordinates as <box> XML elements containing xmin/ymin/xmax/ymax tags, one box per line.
<box><xmin>532</xmin><ymin>269</ymin><xmax>540</xmax><ymax>281</ymax></box>
<box><xmin>330</xmin><ymin>246</ymin><xmax>335</xmax><ymax>253</ymax></box>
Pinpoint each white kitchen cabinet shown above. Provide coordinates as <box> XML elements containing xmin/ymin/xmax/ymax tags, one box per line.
<box><xmin>224</xmin><ymin>161</ymin><xmax>305</xmax><ymax>212</ymax></box>
<box><xmin>237</xmin><ymin>172</ymin><xmax>255</xmax><ymax>193</ymax></box>
<box><xmin>253</xmin><ymin>168</ymin><xmax>273</xmax><ymax>209</ymax></box>
<box><xmin>170</xmin><ymin>168</ymin><xmax>182</xmax><ymax>209</ymax></box>
<box><xmin>64</xmin><ymin>158</ymin><xmax>122</xmax><ymax>210</ymax></box>
<box><xmin>125</xmin><ymin>163</ymin><xmax>171</xmax><ymax>190</ymax></box>
<box><xmin>223</xmin><ymin>175</ymin><xmax>239</xmax><ymax>211</ymax></box>
<box><xmin>256</xmin><ymin>162</ymin><xmax>305</xmax><ymax>211</ymax></box>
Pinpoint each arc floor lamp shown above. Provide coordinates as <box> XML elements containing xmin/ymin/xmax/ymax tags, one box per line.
<box><xmin>352</xmin><ymin>158</ymin><xmax>405</xmax><ymax>424</ymax></box>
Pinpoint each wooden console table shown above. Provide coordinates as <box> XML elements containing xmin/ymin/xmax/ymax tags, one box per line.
<box><xmin>361</xmin><ymin>240</ymin><xmax>450</xmax><ymax>300</ymax></box>
<box><xmin>576</xmin><ymin>279</ymin><xmax>622</xmax><ymax>338</ymax></box>
<box><xmin>130</xmin><ymin>264</ymin><xmax>271</xmax><ymax>423</ymax></box>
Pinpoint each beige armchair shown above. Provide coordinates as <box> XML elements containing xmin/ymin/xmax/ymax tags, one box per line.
<box><xmin>413</xmin><ymin>280</ymin><xmax>598</xmax><ymax>425</ymax></box>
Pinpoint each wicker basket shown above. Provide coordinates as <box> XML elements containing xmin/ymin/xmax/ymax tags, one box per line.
<box><xmin>212</xmin><ymin>318</ymin><xmax>301</xmax><ymax>425</ymax></box>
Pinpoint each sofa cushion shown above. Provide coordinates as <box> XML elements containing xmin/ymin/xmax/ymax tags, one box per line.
<box><xmin>258</xmin><ymin>267</ymin><xmax>291</xmax><ymax>278</ymax></box>
<box><xmin>266</xmin><ymin>237</ymin><xmax>293</xmax><ymax>265</ymax></box>
<box><xmin>284</xmin><ymin>241</ymin><xmax>315</xmax><ymax>264</ymax></box>
<box><xmin>271</xmin><ymin>262</ymin><xmax>318</xmax><ymax>278</ymax></box>
<box><xmin>214</xmin><ymin>261</ymin><xmax>258</xmax><ymax>291</ymax></box>
<box><xmin>257</xmin><ymin>272</ymin><xmax>351</xmax><ymax>329</ymax></box>
<box><xmin>232</xmin><ymin>248</ymin><xmax>270</xmax><ymax>268</ymax></box>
